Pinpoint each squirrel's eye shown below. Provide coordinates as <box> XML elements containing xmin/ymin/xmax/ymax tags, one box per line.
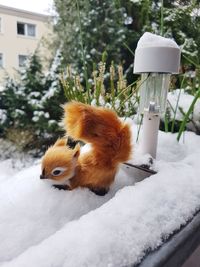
<box><xmin>51</xmin><ymin>167</ymin><xmax>67</xmax><ymax>176</ymax></box>
<box><xmin>53</xmin><ymin>170</ymin><xmax>61</xmax><ymax>176</ymax></box>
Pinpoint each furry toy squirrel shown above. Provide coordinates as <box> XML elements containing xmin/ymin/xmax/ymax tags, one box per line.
<box><xmin>40</xmin><ymin>101</ymin><xmax>132</xmax><ymax>195</ymax></box>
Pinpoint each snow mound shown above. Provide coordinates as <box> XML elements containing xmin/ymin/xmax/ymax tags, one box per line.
<box><xmin>137</xmin><ymin>32</ymin><xmax>179</xmax><ymax>49</ymax></box>
<box><xmin>1</xmin><ymin>127</ymin><xmax>200</xmax><ymax>267</ymax></box>
<box><xmin>167</xmin><ymin>89</ymin><xmax>200</xmax><ymax>122</ymax></box>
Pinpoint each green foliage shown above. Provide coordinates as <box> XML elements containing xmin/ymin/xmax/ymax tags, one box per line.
<box><xmin>54</xmin><ymin>0</ymin><xmax>136</xmax><ymax>82</ymax></box>
<box><xmin>61</xmin><ymin>62</ymin><xmax>139</xmax><ymax>117</ymax></box>
<box><xmin>53</xmin><ymin>0</ymin><xmax>200</xmax><ymax>86</ymax></box>
<box><xmin>0</xmin><ymin>51</ymin><xmax>65</xmax><ymax>150</ymax></box>
<box><xmin>177</xmin><ymin>87</ymin><xmax>200</xmax><ymax>141</ymax></box>
<box><xmin>1</xmin><ymin>0</ymin><xmax>200</xmax><ymax>151</ymax></box>
<box><xmin>164</xmin><ymin>1</ymin><xmax>200</xmax><ymax>59</ymax></box>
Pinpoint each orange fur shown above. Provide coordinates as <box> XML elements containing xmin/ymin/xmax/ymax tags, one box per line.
<box><xmin>41</xmin><ymin>101</ymin><xmax>132</xmax><ymax>193</ymax></box>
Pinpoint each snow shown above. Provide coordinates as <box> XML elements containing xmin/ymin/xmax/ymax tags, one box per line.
<box><xmin>191</xmin><ymin>7</ymin><xmax>200</xmax><ymax>18</ymax></box>
<box><xmin>167</xmin><ymin>89</ymin><xmax>200</xmax><ymax>122</ymax></box>
<box><xmin>124</xmin><ymin>16</ymin><xmax>133</xmax><ymax>25</ymax></box>
<box><xmin>0</xmin><ymin>109</ymin><xmax>7</xmax><ymax>124</ymax></box>
<box><xmin>129</xmin><ymin>0</ymin><xmax>140</xmax><ymax>3</ymax></box>
<box><xmin>1</xmin><ymin>124</ymin><xmax>200</xmax><ymax>266</ymax></box>
<box><xmin>137</xmin><ymin>32</ymin><xmax>179</xmax><ymax>49</ymax></box>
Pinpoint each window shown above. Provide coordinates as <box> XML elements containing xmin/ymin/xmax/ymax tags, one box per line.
<box><xmin>27</xmin><ymin>24</ymin><xmax>36</xmax><ymax>37</ymax></box>
<box><xmin>0</xmin><ymin>53</ymin><xmax>3</xmax><ymax>67</ymax></box>
<box><xmin>17</xmin><ymin>22</ymin><xmax>36</xmax><ymax>37</ymax></box>
<box><xmin>17</xmin><ymin>23</ymin><xmax>25</xmax><ymax>35</ymax></box>
<box><xmin>18</xmin><ymin>55</ymin><xmax>27</xmax><ymax>67</ymax></box>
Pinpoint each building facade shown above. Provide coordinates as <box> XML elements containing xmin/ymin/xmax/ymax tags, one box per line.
<box><xmin>0</xmin><ymin>5</ymin><xmax>52</xmax><ymax>83</ymax></box>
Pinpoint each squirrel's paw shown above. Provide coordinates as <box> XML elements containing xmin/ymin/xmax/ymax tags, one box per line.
<box><xmin>53</xmin><ymin>184</ymin><xmax>70</xmax><ymax>191</ymax></box>
<box><xmin>90</xmin><ymin>187</ymin><xmax>109</xmax><ymax>196</ymax></box>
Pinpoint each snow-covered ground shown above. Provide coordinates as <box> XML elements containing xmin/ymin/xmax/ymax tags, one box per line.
<box><xmin>168</xmin><ymin>89</ymin><xmax>200</xmax><ymax>122</ymax></box>
<box><xmin>1</xmin><ymin>123</ymin><xmax>200</xmax><ymax>267</ymax></box>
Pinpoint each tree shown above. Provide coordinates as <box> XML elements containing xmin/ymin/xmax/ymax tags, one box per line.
<box><xmin>53</xmin><ymin>0</ymin><xmax>135</xmax><ymax>81</ymax></box>
<box><xmin>53</xmin><ymin>0</ymin><xmax>200</xmax><ymax>74</ymax></box>
<box><xmin>0</xmin><ymin>51</ymin><xmax>65</xmax><ymax>150</ymax></box>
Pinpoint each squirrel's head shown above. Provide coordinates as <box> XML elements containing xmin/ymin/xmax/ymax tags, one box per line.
<box><xmin>40</xmin><ymin>138</ymin><xmax>80</xmax><ymax>185</ymax></box>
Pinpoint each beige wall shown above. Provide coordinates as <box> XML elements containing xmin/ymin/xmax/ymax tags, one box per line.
<box><xmin>0</xmin><ymin>6</ymin><xmax>52</xmax><ymax>84</ymax></box>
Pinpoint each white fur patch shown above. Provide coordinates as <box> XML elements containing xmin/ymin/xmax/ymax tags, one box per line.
<box><xmin>51</xmin><ymin>167</ymin><xmax>67</xmax><ymax>176</ymax></box>
<box><xmin>50</xmin><ymin>170</ymin><xmax>75</xmax><ymax>186</ymax></box>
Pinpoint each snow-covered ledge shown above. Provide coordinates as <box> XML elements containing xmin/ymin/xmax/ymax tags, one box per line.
<box><xmin>1</xmin><ymin>124</ymin><xmax>200</xmax><ymax>267</ymax></box>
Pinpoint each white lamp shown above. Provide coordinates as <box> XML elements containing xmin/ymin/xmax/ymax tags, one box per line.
<box><xmin>134</xmin><ymin>32</ymin><xmax>181</xmax><ymax>159</ymax></box>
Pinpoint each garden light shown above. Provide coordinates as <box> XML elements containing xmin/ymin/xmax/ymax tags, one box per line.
<box><xmin>134</xmin><ymin>32</ymin><xmax>181</xmax><ymax>158</ymax></box>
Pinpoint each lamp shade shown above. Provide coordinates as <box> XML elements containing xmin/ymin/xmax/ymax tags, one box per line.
<box><xmin>133</xmin><ymin>33</ymin><xmax>181</xmax><ymax>74</ymax></box>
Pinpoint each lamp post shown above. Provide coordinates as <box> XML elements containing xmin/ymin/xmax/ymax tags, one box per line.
<box><xmin>134</xmin><ymin>32</ymin><xmax>181</xmax><ymax>159</ymax></box>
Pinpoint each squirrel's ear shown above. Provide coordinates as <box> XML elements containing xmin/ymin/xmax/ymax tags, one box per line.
<box><xmin>53</xmin><ymin>138</ymin><xmax>68</xmax><ymax>147</ymax></box>
<box><xmin>73</xmin><ymin>143</ymin><xmax>80</xmax><ymax>159</ymax></box>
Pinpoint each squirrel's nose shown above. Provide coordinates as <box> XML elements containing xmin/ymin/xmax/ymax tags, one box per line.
<box><xmin>40</xmin><ymin>174</ymin><xmax>47</xmax><ymax>179</ymax></box>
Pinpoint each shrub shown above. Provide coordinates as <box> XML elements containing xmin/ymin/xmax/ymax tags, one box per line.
<box><xmin>0</xmin><ymin>51</ymin><xmax>65</xmax><ymax>152</ymax></box>
<box><xmin>61</xmin><ymin>62</ymin><xmax>139</xmax><ymax>118</ymax></box>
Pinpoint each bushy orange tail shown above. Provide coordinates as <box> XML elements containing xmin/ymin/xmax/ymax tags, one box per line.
<box><xmin>63</xmin><ymin>101</ymin><xmax>132</xmax><ymax>163</ymax></box>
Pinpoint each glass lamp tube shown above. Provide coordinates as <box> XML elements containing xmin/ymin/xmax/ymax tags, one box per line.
<box><xmin>139</xmin><ymin>73</ymin><xmax>171</xmax><ymax>115</ymax></box>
